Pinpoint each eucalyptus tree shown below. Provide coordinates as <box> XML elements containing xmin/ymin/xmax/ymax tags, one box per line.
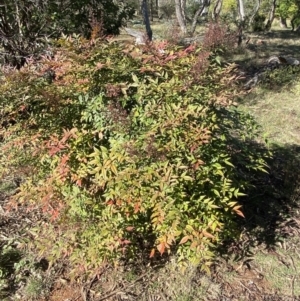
<box><xmin>190</xmin><ymin>0</ymin><xmax>210</xmax><ymax>32</ymax></box>
<box><xmin>175</xmin><ymin>0</ymin><xmax>188</xmax><ymax>33</ymax></box>
<box><xmin>265</xmin><ymin>0</ymin><xmax>277</xmax><ymax>30</ymax></box>
<box><xmin>277</xmin><ymin>0</ymin><xmax>300</xmax><ymax>30</ymax></box>
<box><xmin>212</xmin><ymin>0</ymin><xmax>223</xmax><ymax>19</ymax></box>
<box><xmin>237</xmin><ymin>0</ymin><xmax>246</xmax><ymax>20</ymax></box>
<box><xmin>174</xmin><ymin>0</ymin><xmax>211</xmax><ymax>34</ymax></box>
<box><xmin>272</xmin><ymin>0</ymin><xmax>300</xmax><ymax>30</ymax></box>
<box><xmin>249</xmin><ymin>0</ymin><xmax>261</xmax><ymax>24</ymax></box>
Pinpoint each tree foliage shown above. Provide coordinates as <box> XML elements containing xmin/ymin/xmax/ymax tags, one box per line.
<box><xmin>0</xmin><ymin>0</ymin><xmax>134</xmax><ymax>67</ymax></box>
<box><xmin>173</xmin><ymin>0</ymin><xmax>300</xmax><ymax>33</ymax></box>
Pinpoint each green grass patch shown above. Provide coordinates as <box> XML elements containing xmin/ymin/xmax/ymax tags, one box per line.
<box><xmin>240</xmin><ymin>87</ymin><xmax>300</xmax><ymax>145</ymax></box>
<box><xmin>254</xmin><ymin>242</ymin><xmax>300</xmax><ymax>296</ymax></box>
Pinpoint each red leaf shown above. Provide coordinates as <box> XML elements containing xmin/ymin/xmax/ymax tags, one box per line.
<box><xmin>60</xmin><ymin>154</ymin><xmax>69</xmax><ymax>165</ymax></box>
<box><xmin>157</xmin><ymin>242</ymin><xmax>166</xmax><ymax>255</ymax></box>
<box><xmin>184</xmin><ymin>44</ymin><xmax>196</xmax><ymax>53</ymax></box>
<box><xmin>76</xmin><ymin>179</ymin><xmax>82</xmax><ymax>187</ymax></box>
<box><xmin>48</xmin><ymin>146</ymin><xmax>61</xmax><ymax>156</ymax></box>
<box><xmin>234</xmin><ymin>209</ymin><xmax>245</xmax><ymax>218</ymax></box>
<box><xmin>179</xmin><ymin>236</ymin><xmax>190</xmax><ymax>245</ymax></box>
<box><xmin>134</xmin><ymin>202</ymin><xmax>141</xmax><ymax>213</ymax></box>
<box><xmin>149</xmin><ymin>248</ymin><xmax>155</xmax><ymax>258</ymax></box>
<box><xmin>126</xmin><ymin>226</ymin><xmax>134</xmax><ymax>232</ymax></box>
<box><xmin>202</xmin><ymin>230</ymin><xmax>215</xmax><ymax>239</ymax></box>
<box><xmin>233</xmin><ymin>205</ymin><xmax>245</xmax><ymax>218</ymax></box>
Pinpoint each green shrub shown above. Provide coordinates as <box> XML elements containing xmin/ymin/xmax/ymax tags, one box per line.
<box><xmin>251</xmin><ymin>14</ymin><xmax>266</xmax><ymax>32</ymax></box>
<box><xmin>0</xmin><ymin>35</ymin><xmax>269</xmax><ymax>275</ymax></box>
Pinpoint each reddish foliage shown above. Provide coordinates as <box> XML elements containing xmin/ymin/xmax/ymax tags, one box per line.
<box><xmin>203</xmin><ymin>22</ymin><xmax>236</xmax><ymax>51</ymax></box>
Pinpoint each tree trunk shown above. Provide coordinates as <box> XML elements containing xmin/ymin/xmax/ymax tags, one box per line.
<box><xmin>150</xmin><ymin>0</ymin><xmax>154</xmax><ymax>21</ymax></box>
<box><xmin>249</xmin><ymin>0</ymin><xmax>261</xmax><ymax>24</ymax></box>
<box><xmin>265</xmin><ymin>0</ymin><xmax>276</xmax><ymax>31</ymax></box>
<box><xmin>212</xmin><ymin>0</ymin><xmax>222</xmax><ymax>20</ymax></box>
<box><xmin>154</xmin><ymin>0</ymin><xmax>159</xmax><ymax>18</ymax></box>
<box><xmin>236</xmin><ymin>0</ymin><xmax>246</xmax><ymax>45</ymax></box>
<box><xmin>190</xmin><ymin>0</ymin><xmax>210</xmax><ymax>34</ymax></box>
<box><xmin>174</xmin><ymin>0</ymin><xmax>187</xmax><ymax>34</ymax></box>
<box><xmin>141</xmin><ymin>0</ymin><xmax>153</xmax><ymax>41</ymax></box>
<box><xmin>237</xmin><ymin>0</ymin><xmax>245</xmax><ymax>22</ymax></box>
<box><xmin>291</xmin><ymin>15</ymin><xmax>297</xmax><ymax>31</ymax></box>
<box><xmin>280</xmin><ymin>17</ymin><xmax>287</xmax><ymax>28</ymax></box>
<box><xmin>157</xmin><ymin>0</ymin><xmax>163</xmax><ymax>18</ymax></box>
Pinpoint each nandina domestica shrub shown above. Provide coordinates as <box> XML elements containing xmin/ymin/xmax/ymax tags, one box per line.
<box><xmin>0</xmin><ymin>34</ymin><xmax>269</xmax><ymax>275</ymax></box>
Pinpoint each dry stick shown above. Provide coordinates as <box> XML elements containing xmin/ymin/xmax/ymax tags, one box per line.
<box><xmin>72</xmin><ymin>273</ymin><xmax>99</xmax><ymax>301</ymax></box>
<box><xmin>80</xmin><ymin>286</ymin><xmax>87</xmax><ymax>301</ymax></box>
<box><xmin>96</xmin><ymin>289</ymin><xmax>126</xmax><ymax>301</ymax></box>
<box><xmin>291</xmin><ymin>275</ymin><xmax>296</xmax><ymax>299</ymax></box>
<box><xmin>72</xmin><ymin>295</ymin><xmax>81</xmax><ymax>301</ymax></box>
<box><xmin>289</xmin><ymin>255</ymin><xmax>297</xmax><ymax>299</ymax></box>
<box><xmin>238</xmin><ymin>280</ymin><xmax>252</xmax><ymax>294</ymax></box>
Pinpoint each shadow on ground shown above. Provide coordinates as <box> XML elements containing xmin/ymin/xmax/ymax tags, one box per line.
<box><xmin>213</xmin><ymin>137</ymin><xmax>300</xmax><ymax>253</ymax></box>
<box><xmin>249</xmin><ymin>30</ymin><xmax>300</xmax><ymax>55</ymax></box>
<box><xmin>242</xmin><ymin>143</ymin><xmax>300</xmax><ymax>246</ymax></box>
<box><xmin>230</xmin><ymin>29</ymin><xmax>300</xmax><ymax>86</ymax></box>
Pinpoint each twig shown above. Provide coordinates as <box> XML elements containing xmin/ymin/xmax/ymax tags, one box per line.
<box><xmin>289</xmin><ymin>255</ymin><xmax>297</xmax><ymax>271</ymax></box>
<box><xmin>95</xmin><ymin>289</ymin><xmax>126</xmax><ymax>301</ymax></box>
<box><xmin>238</xmin><ymin>280</ymin><xmax>252</xmax><ymax>294</ymax></box>
<box><xmin>72</xmin><ymin>295</ymin><xmax>81</xmax><ymax>301</ymax></box>
<box><xmin>291</xmin><ymin>275</ymin><xmax>296</xmax><ymax>299</ymax></box>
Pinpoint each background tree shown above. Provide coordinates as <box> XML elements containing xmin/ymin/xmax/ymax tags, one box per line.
<box><xmin>289</xmin><ymin>0</ymin><xmax>300</xmax><ymax>30</ymax></box>
<box><xmin>237</xmin><ymin>0</ymin><xmax>246</xmax><ymax>20</ymax></box>
<box><xmin>277</xmin><ymin>0</ymin><xmax>297</xmax><ymax>27</ymax></box>
<box><xmin>159</xmin><ymin>0</ymin><xmax>176</xmax><ymax>19</ymax></box>
<box><xmin>141</xmin><ymin>0</ymin><xmax>153</xmax><ymax>40</ymax></box>
<box><xmin>175</xmin><ymin>0</ymin><xmax>213</xmax><ymax>34</ymax></box>
<box><xmin>175</xmin><ymin>0</ymin><xmax>188</xmax><ymax>33</ymax></box>
<box><xmin>249</xmin><ymin>0</ymin><xmax>261</xmax><ymax>25</ymax></box>
<box><xmin>265</xmin><ymin>0</ymin><xmax>277</xmax><ymax>30</ymax></box>
<box><xmin>0</xmin><ymin>0</ymin><xmax>135</xmax><ymax>68</ymax></box>
<box><xmin>190</xmin><ymin>0</ymin><xmax>211</xmax><ymax>33</ymax></box>
<box><xmin>212</xmin><ymin>0</ymin><xmax>223</xmax><ymax>19</ymax></box>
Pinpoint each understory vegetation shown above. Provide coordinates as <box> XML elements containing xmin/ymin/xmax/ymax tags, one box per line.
<box><xmin>0</xmin><ymin>24</ymin><xmax>269</xmax><ymax>275</ymax></box>
<box><xmin>1</xmin><ymin>17</ymin><xmax>300</xmax><ymax>301</ymax></box>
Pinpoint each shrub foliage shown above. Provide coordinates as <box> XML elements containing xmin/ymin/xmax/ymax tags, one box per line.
<box><xmin>0</xmin><ymin>34</ymin><xmax>268</xmax><ymax>275</ymax></box>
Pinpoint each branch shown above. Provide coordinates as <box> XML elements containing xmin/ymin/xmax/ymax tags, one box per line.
<box><xmin>191</xmin><ymin>0</ymin><xmax>210</xmax><ymax>34</ymax></box>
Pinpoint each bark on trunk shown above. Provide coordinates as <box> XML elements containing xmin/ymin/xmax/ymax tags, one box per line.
<box><xmin>212</xmin><ymin>0</ymin><xmax>222</xmax><ymax>20</ymax></box>
<box><xmin>150</xmin><ymin>0</ymin><xmax>154</xmax><ymax>21</ymax></box>
<box><xmin>141</xmin><ymin>0</ymin><xmax>153</xmax><ymax>41</ymax></box>
<box><xmin>280</xmin><ymin>17</ymin><xmax>287</xmax><ymax>28</ymax></box>
<box><xmin>265</xmin><ymin>0</ymin><xmax>276</xmax><ymax>31</ymax></box>
<box><xmin>249</xmin><ymin>0</ymin><xmax>261</xmax><ymax>24</ymax></box>
<box><xmin>190</xmin><ymin>0</ymin><xmax>210</xmax><ymax>34</ymax></box>
<box><xmin>237</xmin><ymin>0</ymin><xmax>245</xmax><ymax>21</ymax></box>
<box><xmin>174</xmin><ymin>0</ymin><xmax>187</xmax><ymax>34</ymax></box>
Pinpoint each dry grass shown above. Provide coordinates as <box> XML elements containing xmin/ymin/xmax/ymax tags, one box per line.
<box><xmin>241</xmin><ymin>87</ymin><xmax>300</xmax><ymax>145</ymax></box>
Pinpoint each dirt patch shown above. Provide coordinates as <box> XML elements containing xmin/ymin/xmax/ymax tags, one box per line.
<box><xmin>47</xmin><ymin>282</ymin><xmax>81</xmax><ymax>301</ymax></box>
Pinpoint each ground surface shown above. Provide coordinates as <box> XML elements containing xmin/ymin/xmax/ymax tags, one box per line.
<box><xmin>1</xmin><ymin>23</ymin><xmax>300</xmax><ymax>301</ymax></box>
